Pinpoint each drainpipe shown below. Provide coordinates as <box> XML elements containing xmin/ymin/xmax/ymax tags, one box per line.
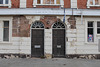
<box><xmin>63</xmin><ymin>8</ymin><xmax>66</xmax><ymax>23</ymax></box>
<box><xmin>81</xmin><ymin>10</ymin><xmax>83</xmax><ymax>24</ymax></box>
<box><xmin>72</xmin><ymin>8</ymin><xmax>73</xmax><ymax>16</ymax></box>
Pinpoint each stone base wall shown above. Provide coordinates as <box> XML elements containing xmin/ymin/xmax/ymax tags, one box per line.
<box><xmin>66</xmin><ymin>54</ymin><xmax>100</xmax><ymax>59</ymax></box>
<box><xmin>0</xmin><ymin>54</ymin><xmax>100</xmax><ymax>59</ymax></box>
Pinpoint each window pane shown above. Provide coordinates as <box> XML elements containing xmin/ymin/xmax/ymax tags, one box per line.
<box><xmin>43</xmin><ymin>0</ymin><xmax>54</xmax><ymax>4</ymax></box>
<box><xmin>4</xmin><ymin>21</ymin><xmax>9</xmax><ymax>27</ymax></box>
<box><xmin>51</xmin><ymin>0</ymin><xmax>54</xmax><ymax>4</ymax></box>
<box><xmin>90</xmin><ymin>0</ymin><xmax>93</xmax><ymax>5</ymax></box>
<box><xmin>88</xmin><ymin>22</ymin><xmax>93</xmax><ymax>27</ymax></box>
<box><xmin>97</xmin><ymin>28</ymin><xmax>100</xmax><ymax>34</ymax></box>
<box><xmin>5</xmin><ymin>0</ymin><xmax>8</xmax><ymax>4</ymax></box>
<box><xmin>43</xmin><ymin>0</ymin><xmax>50</xmax><ymax>4</ymax></box>
<box><xmin>0</xmin><ymin>0</ymin><xmax>3</xmax><ymax>4</ymax></box>
<box><xmin>3</xmin><ymin>28</ymin><xmax>9</xmax><ymax>41</ymax></box>
<box><xmin>37</xmin><ymin>0</ymin><xmax>41</xmax><ymax>4</ymax></box>
<box><xmin>3</xmin><ymin>21</ymin><xmax>9</xmax><ymax>41</ymax></box>
<box><xmin>88</xmin><ymin>28</ymin><xmax>93</xmax><ymax>34</ymax></box>
<box><xmin>88</xmin><ymin>28</ymin><xmax>94</xmax><ymax>42</ymax></box>
<box><xmin>56</xmin><ymin>0</ymin><xmax>60</xmax><ymax>4</ymax></box>
<box><xmin>95</xmin><ymin>0</ymin><xmax>100</xmax><ymax>5</ymax></box>
<box><xmin>97</xmin><ymin>22</ymin><xmax>100</xmax><ymax>27</ymax></box>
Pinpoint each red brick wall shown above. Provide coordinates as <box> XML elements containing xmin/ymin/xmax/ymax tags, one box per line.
<box><xmin>0</xmin><ymin>0</ymin><xmax>19</xmax><ymax>8</ymax></box>
<box><xmin>1</xmin><ymin>0</ymin><xmax>100</xmax><ymax>9</ymax></box>
<box><xmin>64</xmin><ymin>0</ymin><xmax>70</xmax><ymax>8</ymax></box>
<box><xmin>12</xmin><ymin>16</ymin><xmax>30</xmax><ymax>37</ymax></box>
<box><xmin>11</xmin><ymin>0</ymin><xmax>20</xmax><ymax>8</ymax></box>
<box><xmin>89</xmin><ymin>7</ymin><xmax>100</xmax><ymax>9</ymax></box>
<box><xmin>0</xmin><ymin>0</ymin><xmax>70</xmax><ymax>8</ymax></box>
<box><xmin>27</xmin><ymin>0</ymin><xmax>70</xmax><ymax>8</ymax></box>
<box><xmin>27</xmin><ymin>0</ymin><xmax>33</xmax><ymax>8</ymax></box>
<box><xmin>40</xmin><ymin>16</ymin><xmax>58</xmax><ymax>29</ymax></box>
<box><xmin>77</xmin><ymin>0</ymin><xmax>87</xmax><ymax>9</ymax></box>
<box><xmin>77</xmin><ymin>0</ymin><xmax>100</xmax><ymax>9</ymax></box>
<box><xmin>0</xmin><ymin>6</ymin><xmax>8</xmax><ymax>8</ymax></box>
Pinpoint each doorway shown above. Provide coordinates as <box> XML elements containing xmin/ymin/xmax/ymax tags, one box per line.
<box><xmin>52</xmin><ymin>22</ymin><xmax>66</xmax><ymax>57</ymax></box>
<box><xmin>31</xmin><ymin>21</ymin><xmax>44</xmax><ymax>57</ymax></box>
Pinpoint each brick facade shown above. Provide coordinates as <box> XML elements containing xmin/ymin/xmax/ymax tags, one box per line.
<box><xmin>27</xmin><ymin>0</ymin><xmax>70</xmax><ymax>8</ymax></box>
<box><xmin>64</xmin><ymin>0</ymin><xmax>71</xmax><ymax>8</ymax></box>
<box><xmin>11</xmin><ymin>0</ymin><xmax>20</xmax><ymax>8</ymax></box>
<box><xmin>12</xmin><ymin>16</ymin><xmax>30</xmax><ymax>37</ymax></box>
<box><xmin>77</xmin><ymin>0</ymin><xmax>87</xmax><ymax>9</ymax></box>
<box><xmin>1</xmin><ymin>0</ymin><xmax>100</xmax><ymax>9</ymax></box>
<box><xmin>27</xmin><ymin>0</ymin><xmax>63</xmax><ymax>8</ymax></box>
<box><xmin>40</xmin><ymin>16</ymin><xmax>58</xmax><ymax>29</ymax></box>
<box><xmin>27</xmin><ymin>0</ymin><xmax>33</xmax><ymax>8</ymax></box>
<box><xmin>77</xmin><ymin>0</ymin><xmax>100</xmax><ymax>9</ymax></box>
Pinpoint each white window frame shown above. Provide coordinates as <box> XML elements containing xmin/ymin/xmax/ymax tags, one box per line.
<box><xmin>87</xmin><ymin>21</ymin><xmax>94</xmax><ymax>42</ymax></box>
<box><xmin>71</xmin><ymin>0</ymin><xmax>77</xmax><ymax>8</ymax></box>
<box><xmin>0</xmin><ymin>17</ymin><xmax>12</xmax><ymax>44</ymax></box>
<box><xmin>33</xmin><ymin>0</ymin><xmax>64</xmax><ymax>7</ymax></box>
<box><xmin>87</xmin><ymin>0</ymin><xmax>100</xmax><ymax>8</ymax></box>
<box><xmin>85</xmin><ymin>18</ymin><xmax>100</xmax><ymax>44</ymax></box>
<box><xmin>97</xmin><ymin>22</ymin><xmax>100</xmax><ymax>34</ymax></box>
<box><xmin>0</xmin><ymin>0</ymin><xmax>11</xmax><ymax>8</ymax></box>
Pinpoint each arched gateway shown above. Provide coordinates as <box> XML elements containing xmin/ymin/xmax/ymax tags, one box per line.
<box><xmin>52</xmin><ymin>22</ymin><xmax>66</xmax><ymax>57</ymax></box>
<box><xmin>31</xmin><ymin>21</ymin><xmax>44</xmax><ymax>57</ymax></box>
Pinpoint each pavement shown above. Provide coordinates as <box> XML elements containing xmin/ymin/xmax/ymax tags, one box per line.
<box><xmin>0</xmin><ymin>58</ymin><xmax>100</xmax><ymax>67</ymax></box>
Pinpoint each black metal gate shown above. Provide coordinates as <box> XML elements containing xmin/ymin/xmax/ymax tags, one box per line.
<box><xmin>53</xmin><ymin>29</ymin><xmax>65</xmax><ymax>57</ymax></box>
<box><xmin>31</xmin><ymin>29</ymin><xmax>44</xmax><ymax>57</ymax></box>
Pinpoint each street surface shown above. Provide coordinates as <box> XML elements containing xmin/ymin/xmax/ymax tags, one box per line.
<box><xmin>0</xmin><ymin>58</ymin><xmax>100</xmax><ymax>67</ymax></box>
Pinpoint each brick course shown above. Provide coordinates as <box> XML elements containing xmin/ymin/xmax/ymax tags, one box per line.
<box><xmin>40</xmin><ymin>16</ymin><xmax>58</xmax><ymax>29</ymax></box>
<box><xmin>11</xmin><ymin>0</ymin><xmax>20</xmax><ymax>8</ymax></box>
<box><xmin>77</xmin><ymin>0</ymin><xmax>100</xmax><ymax>9</ymax></box>
<box><xmin>12</xmin><ymin>16</ymin><xmax>30</xmax><ymax>37</ymax></box>
<box><xmin>64</xmin><ymin>0</ymin><xmax>70</xmax><ymax>8</ymax></box>
<box><xmin>1</xmin><ymin>0</ymin><xmax>100</xmax><ymax>9</ymax></box>
<box><xmin>27</xmin><ymin>0</ymin><xmax>70</xmax><ymax>8</ymax></box>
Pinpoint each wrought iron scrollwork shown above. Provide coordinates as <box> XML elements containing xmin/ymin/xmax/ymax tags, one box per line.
<box><xmin>53</xmin><ymin>22</ymin><xmax>65</xmax><ymax>28</ymax></box>
<box><xmin>32</xmin><ymin>21</ymin><xmax>44</xmax><ymax>28</ymax></box>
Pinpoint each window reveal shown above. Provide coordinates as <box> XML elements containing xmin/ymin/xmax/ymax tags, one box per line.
<box><xmin>43</xmin><ymin>0</ymin><xmax>54</xmax><ymax>4</ymax></box>
<box><xmin>3</xmin><ymin>21</ymin><xmax>9</xmax><ymax>41</ymax></box>
<box><xmin>0</xmin><ymin>0</ymin><xmax>3</xmax><ymax>4</ymax></box>
<box><xmin>56</xmin><ymin>0</ymin><xmax>60</xmax><ymax>4</ymax></box>
<box><xmin>90</xmin><ymin>0</ymin><xmax>100</xmax><ymax>5</ymax></box>
<box><xmin>37</xmin><ymin>0</ymin><xmax>60</xmax><ymax>4</ymax></box>
<box><xmin>5</xmin><ymin>0</ymin><xmax>8</xmax><ymax>4</ymax></box>
<box><xmin>87</xmin><ymin>22</ymin><xmax>94</xmax><ymax>42</ymax></box>
<box><xmin>97</xmin><ymin>22</ymin><xmax>100</xmax><ymax>34</ymax></box>
<box><xmin>95</xmin><ymin>0</ymin><xmax>100</xmax><ymax>5</ymax></box>
<box><xmin>0</xmin><ymin>0</ymin><xmax>8</xmax><ymax>4</ymax></box>
<box><xmin>37</xmin><ymin>0</ymin><xmax>41</xmax><ymax>4</ymax></box>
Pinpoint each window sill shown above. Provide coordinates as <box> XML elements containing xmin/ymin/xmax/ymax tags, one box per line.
<box><xmin>85</xmin><ymin>42</ymin><xmax>97</xmax><ymax>45</ymax></box>
<box><xmin>96</xmin><ymin>34</ymin><xmax>100</xmax><ymax>36</ymax></box>
<box><xmin>34</xmin><ymin>4</ymin><xmax>61</xmax><ymax>6</ymax></box>
<box><xmin>89</xmin><ymin>5</ymin><xmax>100</xmax><ymax>7</ymax></box>
<box><xmin>0</xmin><ymin>4</ymin><xmax>10</xmax><ymax>7</ymax></box>
<box><xmin>0</xmin><ymin>42</ymin><xmax>12</xmax><ymax>45</ymax></box>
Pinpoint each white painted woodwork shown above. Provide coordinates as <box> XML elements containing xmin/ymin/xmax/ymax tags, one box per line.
<box><xmin>71</xmin><ymin>0</ymin><xmax>77</xmax><ymax>8</ymax></box>
<box><xmin>20</xmin><ymin>0</ymin><xmax>26</xmax><ymax>8</ymax></box>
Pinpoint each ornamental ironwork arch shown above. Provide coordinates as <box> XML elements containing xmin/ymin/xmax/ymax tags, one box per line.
<box><xmin>52</xmin><ymin>22</ymin><xmax>65</xmax><ymax>29</ymax></box>
<box><xmin>32</xmin><ymin>21</ymin><xmax>44</xmax><ymax>28</ymax></box>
